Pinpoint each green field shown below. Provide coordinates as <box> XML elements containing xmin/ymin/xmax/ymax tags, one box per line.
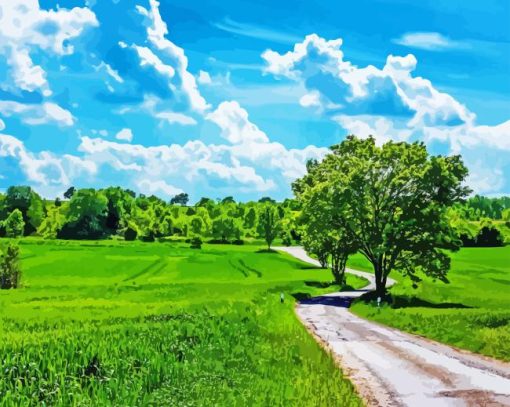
<box><xmin>349</xmin><ymin>246</ymin><xmax>510</xmax><ymax>361</ymax></box>
<box><xmin>0</xmin><ymin>239</ymin><xmax>366</xmax><ymax>406</ymax></box>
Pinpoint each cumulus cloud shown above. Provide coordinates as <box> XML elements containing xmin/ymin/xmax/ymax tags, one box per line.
<box><xmin>115</xmin><ymin>128</ymin><xmax>134</xmax><ymax>142</ymax></box>
<box><xmin>135</xmin><ymin>0</ymin><xmax>210</xmax><ymax>112</ymax></box>
<box><xmin>0</xmin><ymin>133</ymin><xmax>96</xmax><ymax>187</ymax></box>
<box><xmin>207</xmin><ymin>101</ymin><xmax>269</xmax><ymax>144</ymax></box>
<box><xmin>263</xmin><ymin>33</ymin><xmax>510</xmax><ymax>194</ymax></box>
<box><xmin>0</xmin><ymin>0</ymin><xmax>98</xmax><ymax>95</ymax></box>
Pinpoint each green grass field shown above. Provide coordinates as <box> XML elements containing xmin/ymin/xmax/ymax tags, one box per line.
<box><xmin>0</xmin><ymin>239</ymin><xmax>366</xmax><ymax>406</ymax></box>
<box><xmin>349</xmin><ymin>246</ymin><xmax>510</xmax><ymax>361</ymax></box>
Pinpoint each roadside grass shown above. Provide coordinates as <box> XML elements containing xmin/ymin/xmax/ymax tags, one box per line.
<box><xmin>0</xmin><ymin>239</ymin><xmax>363</xmax><ymax>406</ymax></box>
<box><xmin>348</xmin><ymin>246</ymin><xmax>510</xmax><ymax>361</ymax></box>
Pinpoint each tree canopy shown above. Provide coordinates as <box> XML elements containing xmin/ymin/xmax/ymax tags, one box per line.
<box><xmin>294</xmin><ymin>136</ymin><xmax>470</xmax><ymax>295</ymax></box>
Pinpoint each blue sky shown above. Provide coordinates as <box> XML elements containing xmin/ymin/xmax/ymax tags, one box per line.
<box><xmin>0</xmin><ymin>0</ymin><xmax>509</xmax><ymax>202</ymax></box>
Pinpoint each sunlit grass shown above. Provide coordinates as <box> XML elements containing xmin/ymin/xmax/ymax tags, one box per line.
<box><xmin>0</xmin><ymin>239</ymin><xmax>363</xmax><ymax>405</ymax></box>
<box><xmin>349</xmin><ymin>246</ymin><xmax>510</xmax><ymax>361</ymax></box>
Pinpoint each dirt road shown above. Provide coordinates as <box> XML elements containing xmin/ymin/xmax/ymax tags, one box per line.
<box><xmin>277</xmin><ymin>246</ymin><xmax>510</xmax><ymax>407</ymax></box>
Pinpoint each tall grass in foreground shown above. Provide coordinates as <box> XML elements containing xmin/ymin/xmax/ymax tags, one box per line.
<box><xmin>0</xmin><ymin>301</ymin><xmax>361</xmax><ymax>406</ymax></box>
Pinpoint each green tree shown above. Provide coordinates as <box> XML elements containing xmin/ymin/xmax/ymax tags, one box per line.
<box><xmin>58</xmin><ymin>189</ymin><xmax>108</xmax><ymax>239</ymax></box>
<box><xmin>257</xmin><ymin>205</ymin><xmax>281</xmax><ymax>250</ymax></box>
<box><xmin>170</xmin><ymin>193</ymin><xmax>189</xmax><ymax>206</ymax></box>
<box><xmin>4</xmin><ymin>186</ymin><xmax>44</xmax><ymax>235</ymax></box>
<box><xmin>189</xmin><ymin>216</ymin><xmax>204</xmax><ymax>237</ymax></box>
<box><xmin>0</xmin><ymin>242</ymin><xmax>21</xmax><ymax>289</ymax></box>
<box><xmin>294</xmin><ymin>136</ymin><xmax>469</xmax><ymax>296</ymax></box>
<box><xmin>212</xmin><ymin>215</ymin><xmax>242</xmax><ymax>242</ymax></box>
<box><xmin>5</xmin><ymin>209</ymin><xmax>25</xmax><ymax>238</ymax></box>
<box><xmin>63</xmin><ymin>186</ymin><xmax>76</xmax><ymax>199</ymax></box>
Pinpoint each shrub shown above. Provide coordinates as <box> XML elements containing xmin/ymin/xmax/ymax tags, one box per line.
<box><xmin>124</xmin><ymin>227</ymin><xmax>138</xmax><ymax>241</ymax></box>
<box><xmin>0</xmin><ymin>243</ymin><xmax>21</xmax><ymax>289</ymax></box>
<box><xmin>462</xmin><ymin>226</ymin><xmax>504</xmax><ymax>247</ymax></box>
<box><xmin>190</xmin><ymin>237</ymin><xmax>202</xmax><ymax>249</ymax></box>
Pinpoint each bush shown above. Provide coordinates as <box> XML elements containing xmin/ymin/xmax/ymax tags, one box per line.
<box><xmin>190</xmin><ymin>237</ymin><xmax>202</xmax><ymax>249</ymax></box>
<box><xmin>124</xmin><ymin>227</ymin><xmax>137</xmax><ymax>241</ymax></box>
<box><xmin>232</xmin><ymin>239</ymin><xmax>244</xmax><ymax>245</ymax></box>
<box><xmin>461</xmin><ymin>226</ymin><xmax>504</xmax><ymax>247</ymax></box>
<box><xmin>0</xmin><ymin>243</ymin><xmax>21</xmax><ymax>289</ymax></box>
<box><xmin>5</xmin><ymin>209</ymin><xmax>25</xmax><ymax>238</ymax></box>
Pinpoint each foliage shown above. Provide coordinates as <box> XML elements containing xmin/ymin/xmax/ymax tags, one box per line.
<box><xmin>1</xmin><ymin>186</ymin><xmax>45</xmax><ymax>235</ymax></box>
<box><xmin>294</xmin><ymin>136</ymin><xmax>470</xmax><ymax>295</ymax></box>
<box><xmin>257</xmin><ymin>205</ymin><xmax>281</xmax><ymax>250</ymax></box>
<box><xmin>170</xmin><ymin>192</ymin><xmax>189</xmax><ymax>206</ymax></box>
<box><xmin>63</xmin><ymin>186</ymin><xmax>76</xmax><ymax>199</ymax></box>
<box><xmin>124</xmin><ymin>226</ymin><xmax>138</xmax><ymax>241</ymax></box>
<box><xmin>4</xmin><ymin>209</ymin><xmax>25</xmax><ymax>238</ymax></box>
<box><xmin>461</xmin><ymin>226</ymin><xmax>504</xmax><ymax>247</ymax></box>
<box><xmin>58</xmin><ymin>189</ymin><xmax>109</xmax><ymax>239</ymax></box>
<box><xmin>0</xmin><ymin>242</ymin><xmax>21</xmax><ymax>289</ymax></box>
<box><xmin>190</xmin><ymin>236</ymin><xmax>202</xmax><ymax>249</ymax></box>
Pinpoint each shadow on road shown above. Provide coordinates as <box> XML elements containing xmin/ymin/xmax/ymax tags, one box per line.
<box><xmin>292</xmin><ymin>290</ymin><xmax>370</xmax><ymax>308</ymax></box>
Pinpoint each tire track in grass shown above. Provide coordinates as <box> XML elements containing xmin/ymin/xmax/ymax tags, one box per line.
<box><xmin>123</xmin><ymin>258</ymin><xmax>166</xmax><ymax>282</ymax></box>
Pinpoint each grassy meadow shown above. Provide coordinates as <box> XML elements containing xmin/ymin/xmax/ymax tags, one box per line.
<box><xmin>0</xmin><ymin>239</ymin><xmax>365</xmax><ymax>406</ymax></box>
<box><xmin>349</xmin><ymin>246</ymin><xmax>510</xmax><ymax>361</ymax></box>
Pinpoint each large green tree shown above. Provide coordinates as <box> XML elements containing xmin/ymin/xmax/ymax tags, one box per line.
<box><xmin>2</xmin><ymin>186</ymin><xmax>44</xmax><ymax>235</ymax></box>
<box><xmin>294</xmin><ymin>136</ymin><xmax>470</xmax><ymax>296</ymax></box>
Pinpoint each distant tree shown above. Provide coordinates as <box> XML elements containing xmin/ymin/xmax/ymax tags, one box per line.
<box><xmin>189</xmin><ymin>216</ymin><xmax>204</xmax><ymax>237</ymax></box>
<box><xmin>243</xmin><ymin>207</ymin><xmax>257</xmax><ymax>230</ymax></box>
<box><xmin>258</xmin><ymin>197</ymin><xmax>276</xmax><ymax>204</ymax></box>
<box><xmin>58</xmin><ymin>189</ymin><xmax>108</xmax><ymax>239</ymax></box>
<box><xmin>0</xmin><ymin>242</ymin><xmax>21</xmax><ymax>289</ymax></box>
<box><xmin>54</xmin><ymin>197</ymin><xmax>62</xmax><ymax>207</ymax></box>
<box><xmin>221</xmin><ymin>196</ymin><xmax>235</xmax><ymax>204</ymax></box>
<box><xmin>257</xmin><ymin>205</ymin><xmax>281</xmax><ymax>250</ymax></box>
<box><xmin>170</xmin><ymin>193</ymin><xmax>189</xmax><ymax>206</ymax></box>
<box><xmin>5</xmin><ymin>209</ymin><xmax>25</xmax><ymax>238</ymax></box>
<box><xmin>212</xmin><ymin>215</ymin><xmax>242</xmax><ymax>243</ymax></box>
<box><xmin>4</xmin><ymin>186</ymin><xmax>44</xmax><ymax>235</ymax></box>
<box><xmin>294</xmin><ymin>136</ymin><xmax>469</xmax><ymax>296</ymax></box>
<box><xmin>63</xmin><ymin>186</ymin><xmax>76</xmax><ymax>200</ymax></box>
<box><xmin>461</xmin><ymin>226</ymin><xmax>504</xmax><ymax>247</ymax></box>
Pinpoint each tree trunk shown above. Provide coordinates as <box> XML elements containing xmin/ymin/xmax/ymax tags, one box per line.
<box><xmin>374</xmin><ymin>261</ymin><xmax>386</xmax><ymax>297</ymax></box>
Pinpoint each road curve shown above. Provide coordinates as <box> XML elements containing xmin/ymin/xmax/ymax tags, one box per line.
<box><xmin>277</xmin><ymin>246</ymin><xmax>510</xmax><ymax>407</ymax></box>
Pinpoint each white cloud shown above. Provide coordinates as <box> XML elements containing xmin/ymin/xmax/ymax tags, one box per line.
<box><xmin>135</xmin><ymin>0</ymin><xmax>210</xmax><ymax>113</ymax></box>
<box><xmin>0</xmin><ymin>101</ymin><xmax>74</xmax><ymax>126</ymax></box>
<box><xmin>132</xmin><ymin>45</ymin><xmax>176</xmax><ymax>80</ymax></box>
<box><xmin>94</xmin><ymin>62</ymin><xmax>124</xmax><ymax>83</ymax></box>
<box><xmin>393</xmin><ymin>32</ymin><xmax>466</xmax><ymax>51</ymax></box>
<box><xmin>137</xmin><ymin>179</ymin><xmax>183</xmax><ymax>197</ymax></box>
<box><xmin>0</xmin><ymin>0</ymin><xmax>97</xmax><ymax>95</ymax></box>
<box><xmin>197</xmin><ymin>70</ymin><xmax>212</xmax><ymax>85</ymax></box>
<box><xmin>155</xmin><ymin>111</ymin><xmax>197</xmax><ymax>126</ymax></box>
<box><xmin>213</xmin><ymin>17</ymin><xmax>301</xmax><ymax>44</ymax></box>
<box><xmin>299</xmin><ymin>91</ymin><xmax>321</xmax><ymax>108</ymax></box>
<box><xmin>207</xmin><ymin>101</ymin><xmax>269</xmax><ymax>144</ymax></box>
<box><xmin>263</xmin><ymin>34</ymin><xmax>510</xmax><ymax>195</ymax></box>
<box><xmin>115</xmin><ymin>128</ymin><xmax>134</xmax><ymax>142</ymax></box>
<box><xmin>0</xmin><ymin>119</ymin><xmax>5</xmax><ymax>131</ymax></box>
<box><xmin>0</xmin><ymin>133</ymin><xmax>96</xmax><ymax>187</ymax></box>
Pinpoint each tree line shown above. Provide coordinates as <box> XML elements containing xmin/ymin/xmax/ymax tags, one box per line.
<box><xmin>0</xmin><ymin>186</ymin><xmax>295</xmax><ymax>250</ymax></box>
